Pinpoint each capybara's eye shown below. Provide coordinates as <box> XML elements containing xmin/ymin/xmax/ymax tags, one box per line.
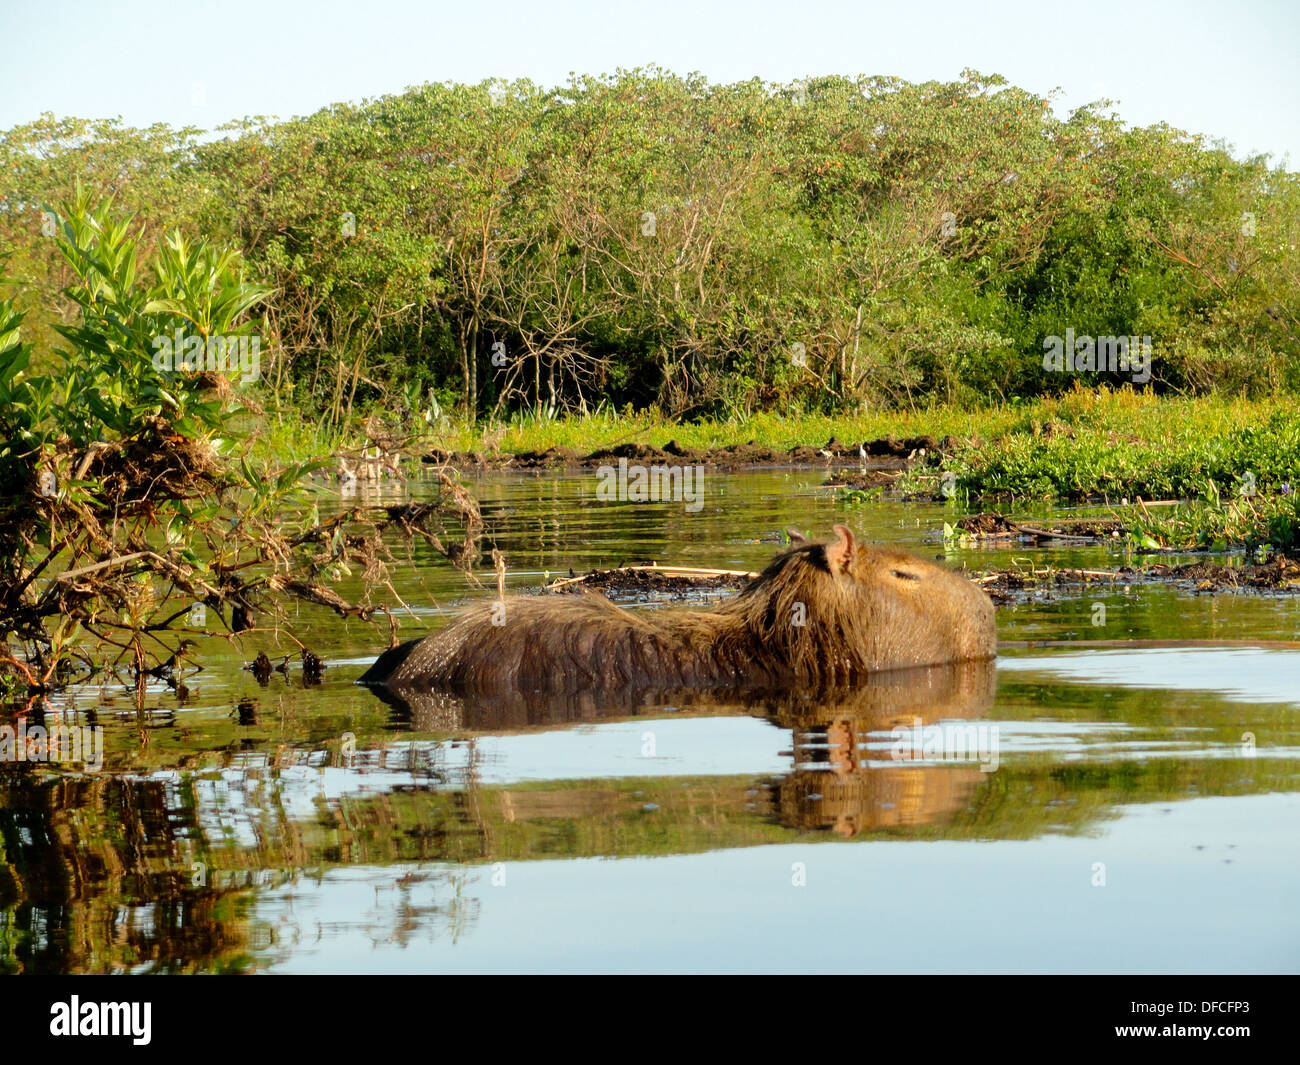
<box><xmin>891</xmin><ymin>569</ymin><xmax>921</xmax><ymax>582</ymax></box>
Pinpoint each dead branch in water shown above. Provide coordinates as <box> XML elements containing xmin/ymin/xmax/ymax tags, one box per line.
<box><xmin>546</xmin><ymin>562</ymin><xmax>760</xmax><ymax>591</ymax></box>
<box><xmin>2</xmin><ymin>429</ymin><xmax>485</xmax><ymax>693</ymax></box>
<box><xmin>976</xmin><ymin>567</ymin><xmax>1123</xmax><ymax>583</ymax></box>
<box><xmin>492</xmin><ymin>548</ymin><xmax>507</xmax><ymax>600</ymax></box>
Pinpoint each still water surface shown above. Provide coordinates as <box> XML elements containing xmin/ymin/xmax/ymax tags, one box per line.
<box><xmin>2</xmin><ymin>469</ymin><xmax>1297</xmax><ymax>973</ymax></box>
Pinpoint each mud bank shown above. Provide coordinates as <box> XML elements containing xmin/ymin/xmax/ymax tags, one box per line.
<box><xmin>424</xmin><ymin>434</ymin><xmax>956</xmax><ymax>472</ymax></box>
<box><xmin>534</xmin><ymin>554</ymin><xmax>1300</xmax><ymax>612</ymax></box>
<box><xmin>955</xmin><ymin>512</ymin><xmax>1129</xmax><ymax>543</ymax></box>
<box><xmin>975</xmin><ymin>554</ymin><xmax>1300</xmax><ymax>604</ymax></box>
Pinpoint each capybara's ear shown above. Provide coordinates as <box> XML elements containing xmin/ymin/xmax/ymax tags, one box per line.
<box><xmin>826</xmin><ymin>524</ymin><xmax>857</xmax><ymax>572</ymax></box>
<box><xmin>786</xmin><ymin>526</ymin><xmax>808</xmax><ymax>546</ymax></box>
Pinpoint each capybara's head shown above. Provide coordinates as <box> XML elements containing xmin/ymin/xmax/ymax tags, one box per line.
<box><xmin>726</xmin><ymin>525</ymin><xmax>996</xmax><ymax>679</ymax></box>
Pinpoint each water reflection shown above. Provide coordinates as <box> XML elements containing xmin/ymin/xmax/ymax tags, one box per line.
<box><xmin>4</xmin><ymin>471</ymin><xmax>1300</xmax><ymax>972</ymax></box>
<box><xmin>5</xmin><ymin>655</ymin><xmax>1298</xmax><ymax>972</ymax></box>
<box><xmin>369</xmin><ymin>658</ymin><xmax>995</xmax><ymax>731</ymax></box>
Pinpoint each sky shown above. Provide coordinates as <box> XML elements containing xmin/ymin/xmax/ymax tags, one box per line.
<box><xmin>0</xmin><ymin>0</ymin><xmax>1296</xmax><ymax>167</ymax></box>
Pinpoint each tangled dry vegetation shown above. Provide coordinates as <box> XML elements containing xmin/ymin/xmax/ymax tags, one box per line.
<box><xmin>3</xmin><ymin>417</ymin><xmax>484</xmax><ymax>700</ymax></box>
<box><xmin>0</xmin><ymin>196</ymin><xmax>486</xmax><ymax>701</ymax></box>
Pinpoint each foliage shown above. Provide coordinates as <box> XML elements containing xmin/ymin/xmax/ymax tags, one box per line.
<box><xmin>956</xmin><ymin>395</ymin><xmax>1300</xmax><ymax>503</ymax></box>
<box><xmin>3</xmin><ymin>69</ymin><xmax>1295</xmax><ymax>426</ymax></box>
<box><xmin>0</xmin><ymin>198</ymin><xmax>480</xmax><ymax>694</ymax></box>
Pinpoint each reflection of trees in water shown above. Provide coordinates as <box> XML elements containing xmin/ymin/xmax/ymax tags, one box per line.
<box><xmin>0</xmin><ymin>767</ymin><xmax>486</xmax><ymax>974</ymax></box>
<box><xmin>250</xmin><ymin>865</ymin><xmax>480</xmax><ymax>961</ymax></box>
<box><xmin>0</xmin><ymin>774</ymin><xmax>256</xmax><ymax>974</ymax></box>
<box><xmin>4</xmin><ymin>659</ymin><xmax>1297</xmax><ymax>971</ymax></box>
<box><xmin>355</xmin><ymin>867</ymin><xmax>479</xmax><ymax>951</ymax></box>
<box><xmin>0</xmin><ymin>663</ymin><xmax>1000</xmax><ymax>970</ymax></box>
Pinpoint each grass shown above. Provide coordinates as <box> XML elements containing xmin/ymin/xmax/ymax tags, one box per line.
<box><xmin>952</xmin><ymin>403</ymin><xmax>1300</xmax><ymax>502</ymax></box>
<box><xmin>437</xmin><ymin>404</ymin><xmax>1017</xmax><ymax>454</ymax></box>
<box><xmin>259</xmin><ymin>386</ymin><xmax>1296</xmax><ymax>478</ymax></box>
<box><xmin>427</xmin><ymin>389</ymin><xmax>1294</xmax><ymax>473</ymax></box>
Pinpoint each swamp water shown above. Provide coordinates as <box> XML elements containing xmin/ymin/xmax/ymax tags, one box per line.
<box><xmin>2</xmin><ymin>469</ymin><xmax>1297</xmax><ymax>973</ymax></box>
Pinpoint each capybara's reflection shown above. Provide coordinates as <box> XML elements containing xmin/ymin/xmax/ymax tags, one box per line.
<box><xmin>372</xmin><ymin>659</ymin><xmax>998</xmax><ymax>838</ymax></box>
<box><xmin>767</xmin><ymin>659</ymin><xmax>996</xmax><ymax>835</ymax></box>
<box><xmin>373</xmin><ymin>657</ymin><xmax>996</xmax><ymax>734</ymax></box>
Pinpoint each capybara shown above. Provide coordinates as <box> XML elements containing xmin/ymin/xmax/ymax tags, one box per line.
<box><xmin>359</xmin><ymin>525</ymin><xmax>996</xmax><ymax>694</ymax></box>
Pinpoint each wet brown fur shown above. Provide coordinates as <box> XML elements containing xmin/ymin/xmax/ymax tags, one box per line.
<box><xmin>360</xmin><ymin>526</ymin><xmax>996</xmax><ymax>694</ymax></box>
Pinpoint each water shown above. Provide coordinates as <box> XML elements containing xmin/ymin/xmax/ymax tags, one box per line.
<box><xmin>2</xmin><ymin>469</ymin><xmax>1298</xmax><ymax>973</ymax></box>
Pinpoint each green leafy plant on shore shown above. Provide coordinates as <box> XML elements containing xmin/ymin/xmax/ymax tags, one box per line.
<box><xmin>1126</xmin><ymin>488</ymin><xmax>1300</xmax><ymax>554</ymax></box>
<box><xmin>0</xmin><ymin>198</ymin><xmax>481</xmax><ymax>698</ymax></box>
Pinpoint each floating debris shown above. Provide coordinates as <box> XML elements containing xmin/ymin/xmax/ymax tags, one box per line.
<box><xmin>247</xmin><ymin>652</ymin><xmax>273</xmax><ymax>684</ymax></box>
<box><xmin>548</xmin><ymin>562</ymin><xmax>757</xmax><ymax>598</ymax></box>
<box><xmin>302</xmin><ymin>649</ymin><xmax>325</xmax><ymax>684</ymax></box>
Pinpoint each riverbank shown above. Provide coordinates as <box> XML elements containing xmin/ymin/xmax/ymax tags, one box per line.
<box><xmin>424</xmin><ymin>433</ymin><xmax>950</xmax><ymax>471</ymax></box>
<box><xmin>432</xmin><ymin>392</ymin><xmax>1293</xmax><ymax>485</ymax></box>
<box><xmin>413</xmin><ymin>390</ymin><xmax>1299</xmax><ymax>552</ymax></box>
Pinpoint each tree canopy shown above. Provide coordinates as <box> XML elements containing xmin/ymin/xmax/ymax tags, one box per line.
<box><xmin>2</xmin><ymin>68</ymin><xmax>1296</xmax><ymax>424</ymax></box>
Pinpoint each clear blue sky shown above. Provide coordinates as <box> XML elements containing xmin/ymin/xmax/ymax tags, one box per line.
<box><xmin>1</xmin><ymin>0</ymin><xmax>1296</xmax><ymax>167</ymax></box>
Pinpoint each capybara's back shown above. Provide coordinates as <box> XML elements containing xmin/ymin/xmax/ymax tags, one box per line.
<box><xmin>359</xmin><ymin>525</ymin><xmax>996</xmax><ymax>694</ymax></box>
